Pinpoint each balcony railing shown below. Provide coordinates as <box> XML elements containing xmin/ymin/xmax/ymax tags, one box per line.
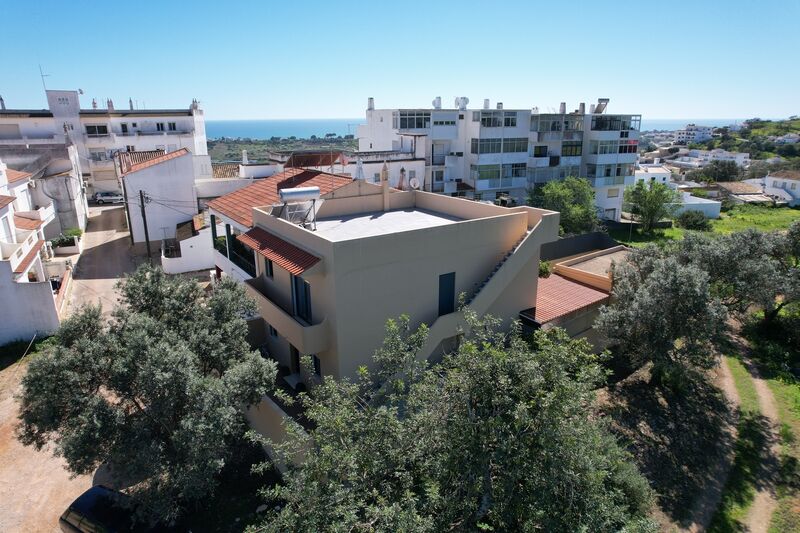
<box><xmin>244</xmin><ymin>277</ymin><xmax>329</xmax><ymax>354</ymax></box>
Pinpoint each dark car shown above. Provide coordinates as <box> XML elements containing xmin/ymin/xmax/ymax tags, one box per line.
<box><xmin>59</xmin><ymin>485</ymin><xmax>182</xmax><ymax>532</ymax></box>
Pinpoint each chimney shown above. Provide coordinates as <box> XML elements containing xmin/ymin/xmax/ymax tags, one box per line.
<box><xmin>559</xmin><ymin>102</ymin><xmax>566</xmax><ymax>114</ymax></box>
<box><xmin>367</xmin><ymin>97</ymin><xmax>374</xmax><ymax>110</ymax></box>
<box><xmin>242</xmin><ymin>150</ymin><xmax>249</xmax><ymax>164</ymax></box>
<box><xmin>129</xmin><ymin>98</ymin><xmax>134</xmax><ymax>110</ymax></box>
<box><xmin>381</xmin><ymin>162</ymin><xmax>390</xmax><ymax>211</ymax></box>
<box><xmin>92</xmin><ymin>98</ymin><xmax>98</xmax><ymax>109</ymax></box>
<box><xmin>107</xmin><ymin>99</ymin><xmax>114</xmax><ymax>111</ymax></box>
<box><xmin>0</xmin><ymin>95</ymin><xmax>5</xmax><ymax>111</ymax></box>
<box><xmin>496</xmin><ymin>102</ymin><xmax>503</xmax><ymax>110</ymax></box>
<box><xmin>590</xmin><ymin>104</ymin><xmax>596</xmax><ymax>114</ymax></box>
<box><xmin>483</xmin><ymin>99</ymin><xmax>490</xmax><ymax>110</ymax></box>
<box><xmin>578</xmin><ymin>102</ymin><xmax>586</xmax><ymax>114</ymax></box>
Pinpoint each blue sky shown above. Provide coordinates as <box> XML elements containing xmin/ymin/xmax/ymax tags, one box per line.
<box><xmin>1</xmin><ymin>0</ymin><xmax>797</xmax><ymax>120</ymax></box>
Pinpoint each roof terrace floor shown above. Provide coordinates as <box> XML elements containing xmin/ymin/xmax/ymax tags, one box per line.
<box><xmin>314</xmin><ymin>208</ymin><xmax>462</xmax><ymax>241</ymax></box>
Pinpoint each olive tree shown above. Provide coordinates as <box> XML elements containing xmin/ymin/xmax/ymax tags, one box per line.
<box><xmin>624</xmin><ymin>181</ymin><xmax>680</xmax><ymax>234</ymax></box>
<box><xmin>596</xmin><ymin>246</ymin><xmax>728</xmax><ymax>382</ymax></box>
<box><xmin>17</xmin><ymin>265</ymin><xmax>276</xmax><ymax>522</ymax></box>
<box><xmin>253</xmin><ymin>313</ymin><xmax>655</xmax><ymax>532</ymax></box>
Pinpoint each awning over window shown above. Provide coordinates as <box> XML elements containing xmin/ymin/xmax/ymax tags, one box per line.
<box><xmin>237</xmin><ymin>227</ymin><xmax>320</xmax><ymax>276</ymax></box>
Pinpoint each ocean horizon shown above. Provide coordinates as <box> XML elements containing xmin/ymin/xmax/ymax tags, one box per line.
<box><xmin>205</xmin><ymin>117</ymin><xmax>759</xmax><ymax>140</ymax></box>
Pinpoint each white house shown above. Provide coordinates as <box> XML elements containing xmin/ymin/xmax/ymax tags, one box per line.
<box><xmin>117</xmin><ymin>149</ymin><xmax>198</xmax><ymax>248</ymax></box>
<box><xmin>0</xmin><ymin>158</ymin><xmax>71</xmax><ymax>345</ymax></box>
<box><xmin>670</xmin><ymin>148</ymin><xmax>751</xmax><ymax>169</ymax></box>
<box><xmin>356</xmin><ymin>97</ymin><xmax>641</xmax><ymax>221</ymax></box>
<box><xmin>673</xmin><ymin>124</ymin><xmax>713</xmax><ymax>144</ymax></box>
<box><xmin>635</xmin><ymin>163</ymin><xmax>672</xmax><ymax>185</ymax></box>
<box><xmin>765</xmin><ymin>170</ymin><xmax>800</xmax><ymax>206</ymax></box>
<box><xmin>0</xmin><ymin>89</ymin><xmax>211</xmax><ymax>196</ymax></box>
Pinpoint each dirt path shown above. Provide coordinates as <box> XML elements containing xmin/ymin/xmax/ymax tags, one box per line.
<box><xmin>0</xmin><ymin>359</ymin><xmax>92</xmax><ymax>532</ymax></box>
<box><xmin>739</xmin><ymin>355</ymin><xmax>781</xmax><ymax>533</ymax></box>
<box><xmin>683</xmin><ymin>356</ymin><xmax>741</xmax><ymax>533</ymax></box>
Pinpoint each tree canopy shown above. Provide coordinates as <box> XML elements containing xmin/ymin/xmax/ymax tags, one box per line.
<box><xmin>17</xmin><ymin>265</ymin><xmax>276</xmax><ymax>521</ymax></box>
<box><xmin>687</xmin><ymin>160</ymin><xmax>741</xmax><ymax>182</ymax></box>
<box><xmin>596</xmin><ymin>246</ymin><xmax>728</xmax><ymax>382</ymax></box>
<box><xmin>624</xmin><ymin>181</ymin><xmax>680</xmax><ymax>233</ymax></box>
<box><xmin>528</xmin><ymin>176</ymin><xmax>599</xmax><ymax>235</ymax></box>
<box><xmin>254</xmin><ymin>313</ymin><xmax>655</xmax><ymax>532</ymax></box>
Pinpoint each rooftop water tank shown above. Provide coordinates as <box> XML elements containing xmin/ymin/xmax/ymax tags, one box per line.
<box><xmin>279</xmin><ymin>186</ymin><xmax>321</xmax><ymax>203</ymax></box>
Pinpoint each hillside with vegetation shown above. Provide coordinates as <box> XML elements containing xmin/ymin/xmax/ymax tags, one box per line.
<box><xmin>208</xmin><ymin>136</ymin><xmax>358</xmax><ymax>162</ymax></box>
<box><xmin>689</xmin><ymin>118</ymin><xmax>799</xmax><ymax>159</ymax></box>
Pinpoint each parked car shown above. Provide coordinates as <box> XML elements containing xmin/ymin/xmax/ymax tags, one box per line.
<box><xmin>93</xmin><ymin>191</ymin><xmax>124</xmax><ymax>204</ymax></box>
<box><xmin>59</xmin><ymin>485</ymin><xmax>180</xmax><ymax>532</ymax></box>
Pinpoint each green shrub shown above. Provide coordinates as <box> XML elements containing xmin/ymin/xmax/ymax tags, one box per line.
<box><xmin>539</xmin><ymin>260</ymin><xmax>552</xmax><ymax>278</ymax></box>
<box><xmin>64</xmin><ymin>228</ymin><xmax>83</xmax><ymax>238</ymax></box>
<box><xmin>50</xmin><ymin>234</ymin><xmax>76</xmax><ymax>248</ymax></box>
<box><xmin>676</xmin><ymin>210</ymin><xmax>712</xmax><ymax>231</ymax></box>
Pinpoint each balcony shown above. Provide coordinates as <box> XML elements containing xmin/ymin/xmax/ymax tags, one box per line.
<box><xmin>244</xmin><ymin>277</ymin><xmax>329</xmax><ymax>354</ymax></box>
<box><xmin>529</xmin><ymin>156</ymin><xmax>549</xmax><ymax>168</ymax></box>
<box><xmin>84</xmin><ymin>133</ymin><xmax>115</xmax><ymax>143</ymax></box>
<box><xmin>0</xmin><ymin>134</ymin><xmax>66</xmax><ymax>146</ymax></box>
<box><xmin>15</xmin><ymin>202</ymin><xmax>55</xmax><ymax>226</ymax></box>
<box><xmin>475</xmin><ymin>177</ymin><xmax>528</xmax><ymax>191</ymax></box>
<box><xmin>588</xmin><ymin>175</ymin><xmax>636</xmax><ymax>187</ymax></box>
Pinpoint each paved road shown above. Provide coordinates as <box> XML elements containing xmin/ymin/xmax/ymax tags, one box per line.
<box><xmin>67</xmin><ymin>204</ymin><xmax>149</xmax><ymax>315</ymax></box>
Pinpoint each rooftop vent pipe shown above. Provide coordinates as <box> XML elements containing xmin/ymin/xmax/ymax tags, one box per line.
<box><xmin>483</xmin><ymin>99</ymin><xmax>490</xmax><ymax>110</ymax></box>
<box><xmin>367</xmin><ymin>97</ymin><xmax>374</xmax><ymax>110</ymax></box>
<box><xmin>559</xmin><ymin>102</ymin><xmax>566</xmax><ymax>114</ymax></box>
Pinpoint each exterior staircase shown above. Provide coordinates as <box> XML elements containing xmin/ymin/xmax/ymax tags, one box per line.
<box><xmin>466</xmin><ymin>230</ymin><xmax>530</xmax><ymax>306</ymax></box>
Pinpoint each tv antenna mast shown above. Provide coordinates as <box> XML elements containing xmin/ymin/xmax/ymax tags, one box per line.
<box><xmin>38</xmin><ymin>64</ymin><xmax>50</xmax><ymax>92</ymax></box>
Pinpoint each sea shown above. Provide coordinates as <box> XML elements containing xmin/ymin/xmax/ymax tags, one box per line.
<box><xmin>204</xmin><ymin>118</ymin><xmax>754</xmax><ymax>140</ymax></box>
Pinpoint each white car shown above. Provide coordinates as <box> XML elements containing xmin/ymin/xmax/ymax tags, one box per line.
<box><xmin>93</xmin><ymin>191</ymin><xmax>124</xmax><ymax>204</ymax></box>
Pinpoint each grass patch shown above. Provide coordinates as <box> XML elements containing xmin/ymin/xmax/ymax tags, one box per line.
<box><xmin>609</xmin><ymin>205</ymin><xmax>800</xmax><ymax>248</ymax></box>
<box><xmin>0</xmin><ymin>337</ymin><xmax>54</xmax><ymax>371</ymax></box>
<box><xmin>708</xmin><ymin>357</ymin><xmax>769</xmax><ymax>532</ymax></box>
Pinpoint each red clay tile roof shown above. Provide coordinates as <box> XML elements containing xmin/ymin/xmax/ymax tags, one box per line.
<box><xmin>0</xmin><ymin>195</ymin><xmax>15</xmax><ymax>209</ymax></box>
<box><xmin>212</xmin><ymin>163</ymin><xmax>240</xmax><ymax>179</ymax></box>
<box><xmin>120</xmin><ymin>148</ymin><xmax>189</xmax><ymax>176</ymax></box>
<box><xmin>207</xmin><ymin>168</ymin><xmax>352</xmax><ymax>228</ymax></box>
<box><xmin>13</xmin><ymin>240</ymin><xmax>44</xmax><ymax>274</ymax></box>
<box><xmin>13</xmin><ymin>215</ymin><xmax>43</xmax><ymax>231</ymax></box>
<box><xmin>285</xmin><ymin>152</ymin><xmax>343</xmax><ymax>168</ymax></box>
<box><xmin>6</xmin><ymin>168</ymin><xmax>32</xmax><ymax>184</ymax></box>
<box><xmin>237</xmin><ymin>227</ymin><xmax>320</xmax><ymax>276</ymax></box>
<box><xmin>533</xmin><ymin>274</ymin><xmax>609</xmax><ymax>324</ymax></box>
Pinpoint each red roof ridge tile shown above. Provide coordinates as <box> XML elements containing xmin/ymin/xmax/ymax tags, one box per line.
<box><xmin>13</xmin><ymin>240</ymin><xmax>44</xmax><ymax>274</ymax></box>
<box><xmin>6</xmin><ymin>168</ymin><xmax>32</xmax><ymax>183</ymax></box>
<box><xmin>120</xmin><ymin>148</ymin><xmax>190</xmax><ymax>176</ymax></box>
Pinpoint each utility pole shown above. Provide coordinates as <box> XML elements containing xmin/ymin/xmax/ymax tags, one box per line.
<box><xmin>139</xmin><ymin>190</ymin><xmax>152</xmax><ymax>263</ymax></box>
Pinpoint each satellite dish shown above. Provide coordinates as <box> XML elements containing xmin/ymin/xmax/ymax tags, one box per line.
<box><xmin>409</xmin><ymin>177</ymin><xmax>420</xmax><ymax>190</ymax></box>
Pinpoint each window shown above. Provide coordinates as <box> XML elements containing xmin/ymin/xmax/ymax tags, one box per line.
<box><xmin>471</xmin><ymin>165</ymin><xmax>501</xmax><ymax>180</ymax></box>
<box><xmin>373</xmin><ymin>172</ymin><xmax>380</xmax><ymax>183</ymax></box>
<box><xmin>438</xmin><ymin>272</ymin><xmax>455</xmax><ymax>316</ymax></box>
<box><xmin>773</xmin><ymin>181</ymin><xmax>779</xmax><ymax>187</ymax></box>
<box><xmin>1</xmin><ymin>216</ymin><xmax>12</xmax><ymax>243</ymax></box>
<box><xmin>503</xmin><ymin>111</ymin><xmax>517</xmax><ymax>127</ymax></box>
<box><xmin>409</xmin><ymin>170</ymin><xmax>416</xmax><ymax>180</ymax></box>
<box><xmin>89</xmin><ymin>149</ymin><xmax>107</xmax><ymax>162</ymax></box>
<box><xmin>292</xmin><ymin>275</ymin><xmax>312</xmax><ymax>324</ymax></box>
<box><xmin>131</xmin><ymin>122</ymin><xmax>138</xmax><ymax>128</ymax></box>
<box><xmin>433</xmin><ymin>120</ymin><xmax>456</xmax><ymax>126</ymax></box>
<box><xmin>502</xmin><ymin>163</ymin><xmax>526</xmax><ymax>178</ymax></box>
<box><xmin>471</xmin><ymin>138</ymin><xmax>501</xmax><ymax>154</ymax></box>
<box><xmin>156</xmin><ymin>122</ymin><xmax>165</xmax><ymax>131</ymax></box>
<box><xmin>269</xmin><ymin>325</ymin><xmax>278</xmax><ymax>337</ymax></box>
<box><xmin>168</xmin><ymin>122</ymin><xmax>177</xmax><ymax>131</ymax></box>
<box><xmin>433</xmin><ymin>170</ymin><xmax>444</xmax><ymax>182</ymax></box>
<box><xmin>398</xmin><ymin>111</ymin><xmax>430</xmax><ymax>129</ymax></box>
<box><xmin>121</xmin><ymin>123</ymin><xmax>128</xmax><ymax>134</ymax></box>
<box><xmin>561</xmin><ymin>141</ymin><xmax>582</xmax><ymax>156</ymax></box>
<box><xmin>792</xmin><ymin>182</ymin><xmax>797</xmax><ymax>190</ymax></box>
<box><xmin>85</xmin><ymin>124</ymin><xmax>108</xmax><ymax>136</ymax></box>
<box><xmin>478</xmin><ymin>111</ymin><xmax>503</xmax><ymax>128</ymax></box>
<box><xmin>265</xmin><ymin>258</ymin><xmax>274</xmax><ymax>278</ymax></box>
<box><xmin>607</xmin><ymin>188</ymin><xmax>620</xmax><ymax>198</ymax></box>
<box><xmin>125</xmin><ymin>145</ymin><xmax>135</xmax><ymax>152</ymax></box>
<box><xmin>502</xmin><ymin>137</ymin><xmax>528</xmax><ymax>152</ymax></box>
<box><xmin>533</xmin><ymin>145</ymin><xmax>548</xmax><ymax>157</ymax></box>
<box><xmin>618</xmin><ymin>140</ymin><xmax>638</xmax><ymax>154</ymax></box>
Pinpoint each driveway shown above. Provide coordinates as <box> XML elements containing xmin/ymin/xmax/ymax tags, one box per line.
<box><xmin>0</xmin><ymin>359</ymin><xmax>92</xmax><ymax>532</ymax></box>
<box><xmin>67</xmin><ymin>204</ymin><xmax>152</xmax><ymax>315</ymax></box>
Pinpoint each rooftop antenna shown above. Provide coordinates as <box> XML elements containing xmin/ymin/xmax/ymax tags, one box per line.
<box><xmin>38</xmin><ymin>64</ymin><xmax>50</xmax><ymax>92</ymax></box>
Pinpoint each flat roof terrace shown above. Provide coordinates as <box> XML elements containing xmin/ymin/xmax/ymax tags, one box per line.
<box><xmin>314</xmin><ymin>208</ymin><xmax>462</xmax><ymax>241</ymax></box>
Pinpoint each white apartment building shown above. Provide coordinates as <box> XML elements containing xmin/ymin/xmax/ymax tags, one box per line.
<box><xmin>765</xmin><ymin>170</ymin><xmax>800</xmax><ymax>207</ymax></box>
<box><xmin>673</xmin><ymin>124</ymin><xmax>714</xmax><ymax>144</ymax></box>
<box><xmin>0</xmin><ymin>158</ymin><xmax>70</xmax><ymax>345</ymax></box>
<box><xmin>0</xmin><ymin>89</ymin><xmax>211</xmax><ymax>196</ymax></box>
<box><xmin>356</xmin><ymin>97</ymin><xmax>641</xmax><ymax>221</ymax></box>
